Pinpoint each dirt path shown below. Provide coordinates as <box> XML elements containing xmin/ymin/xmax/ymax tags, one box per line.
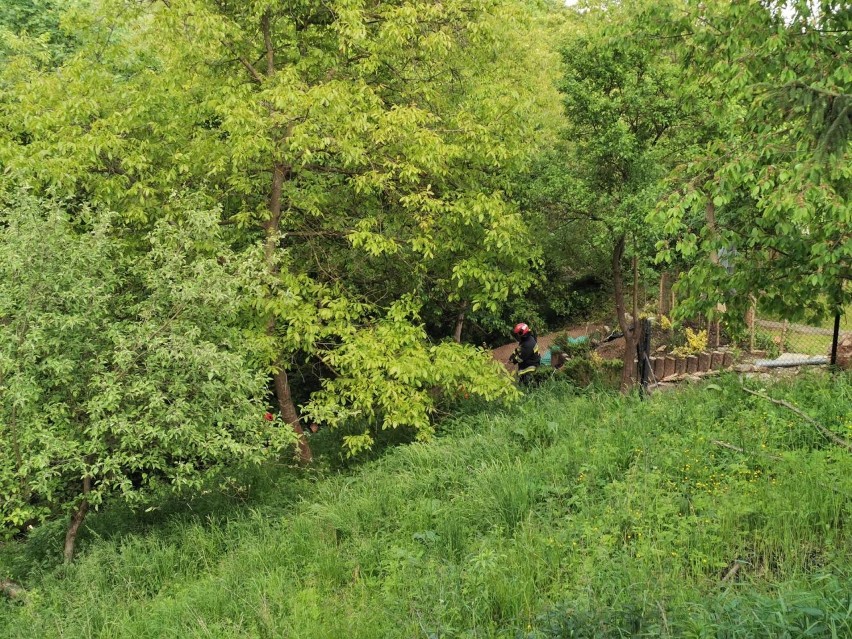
<box><xmin>491</xmin><ymin>324</ymin><xmax>624</xmax><ymax>368</ymax></box>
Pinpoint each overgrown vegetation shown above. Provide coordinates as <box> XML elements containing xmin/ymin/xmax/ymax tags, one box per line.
<box><xmin>0</xmin><ymin>0</ymin><xmax>848</xmax><ymax>611</ymax></box>
<box><xmin>0</xmin><ymin>195</ymin><xmax>296</xmax><ymax>561</ymax></box>
<box><xmin>2</xmin><ymin>373</ymin><xmax>850</xmax><ymax>637</ymax></box>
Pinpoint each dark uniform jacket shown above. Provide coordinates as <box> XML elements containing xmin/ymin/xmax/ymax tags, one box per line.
<box><xmin>511</xmin><ymin>333</ymin><xmax>541</xmax><ymax>376</ymax></box>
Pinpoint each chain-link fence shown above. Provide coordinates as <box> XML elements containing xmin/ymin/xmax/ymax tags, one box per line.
<box><xmin>632</xmin><ymin>273</ymin><xmax>849</xmax><ymax>387</ymax></box>
<box><xmin>749</xmin><ymin>317</ymin><xmax>847</xmax><ymax>366</ymax></box>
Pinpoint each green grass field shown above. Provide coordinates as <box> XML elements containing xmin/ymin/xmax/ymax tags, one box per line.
<box><xmin>2</xmin><ymin>372</ymin><xmax>851</xmax><ymax>638</ymax></box>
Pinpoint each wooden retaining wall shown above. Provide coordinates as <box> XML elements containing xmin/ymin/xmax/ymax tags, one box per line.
<box><xmin>647</xmin><ymin>351</ymin><xmax>735</xmax><ymax>381</ymax></box>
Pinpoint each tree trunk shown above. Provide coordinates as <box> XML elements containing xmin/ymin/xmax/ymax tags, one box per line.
<box><xmin>706</xmin><ymin>200</ymin><xmax>725</xmax><ymax>346</ymax></box>
<box><xmin>453</xmin><ymin>302</ymin><xmax>468</xmax><ymax>344</ymax></box>
<box><xmin>63</xmin><ymin>474</ymin><xmax>91</xmax><ymax>563</ymax></box>
<box><xmin>632</xmin><ymin>255</ymin><xmax>639</xmax><ymax>325</ymax></box>
<box><xmin>264</xmin><ymin>162</ymin><xmax>313</xmax><ymax>463</ymax></box>
<box><xmin>705</xmin><ymin>200</ymin><xmax>719</xmax><ymax>265</ymax></box>
<box><xmin>659</xmin><ymin>272</ymin><xmax>669</xmax><ymax>316</ymax></box>
<box><xmin>273</xmin><ymin>366</ymin><xmax>312</xmax><ymax>463</ymax></box>
<box><xmin>747</xmin><ymin>295</ymin><xmax>756</xmax><ymax>352</ymax></box>
<box><xmin>613</xmin><ymin>235</ymin><xmax>637</xmax><ymax>392</ymax></box>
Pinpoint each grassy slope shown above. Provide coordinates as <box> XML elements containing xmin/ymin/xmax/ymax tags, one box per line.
<box><xmin>2</xmin><ymin>372</ymin><xmax>851</xmax><ymax>638</ymax></box>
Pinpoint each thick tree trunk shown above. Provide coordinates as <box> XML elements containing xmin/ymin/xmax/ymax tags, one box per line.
<box><xmin>264</xmin><ymin>164</ymin><xmax>286</xmax><ymax>260</ymax></box>
<box><xmin>63</xmin><ymin>474</ymin><xmax>90</xmax><ymax>563</ymax></box>
<box><xmin>659</xmin><ymin>272</ymin><xmax>669</xmax><ymax>316</ymax></box>
<box><xmin>453</xmin><ymin>302</ymin><xmax>468</xmax><ymax>344</ymax></box>
<box><xmin>706</xmin><ymin>200</ymin><xmax>725</xmax><ymax>347</ymax></box>
<box><xmin>705</xmin><ymin>200</ymin><xmax>719</xmax><ymax>265</ymax></box>
<box><xmin>613</xmin><ymin>235</ymin><xmax>637</xmax><ymax>392</ymax></box>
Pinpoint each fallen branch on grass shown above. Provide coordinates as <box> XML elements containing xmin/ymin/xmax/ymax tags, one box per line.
<box><xmin>721</xmin><ymin>562</ymin><xmax>741</xmax><ymax>582</ymax></box>
<box><xmin>643</xmin><ymin>353</ymin><xmax>659</xmax><ymax>387</ymax></box>
<box><xmin>710</xmin><ymin>439</ymin><xmax>782</xmax><ymax>461</ymax></box>
<box><xmin>742</xmin><ymin>387</ymin><xmax>852</xmax><ymax>452</ymax></box>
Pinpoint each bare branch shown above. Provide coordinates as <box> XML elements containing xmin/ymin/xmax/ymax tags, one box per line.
<box><xmin>228</xmin><ymin>46</ymin><xmax>265</xmax><ymax>84</ymax></box>
<box><xmin>710</xmin><ymin>439</ymin><xmax>782</xmax><ymax>460</ymax></box>
<box><xmin>742</xmin><ymin>387</ymin><xmax>852</xmax><ymax>452</ymax></box>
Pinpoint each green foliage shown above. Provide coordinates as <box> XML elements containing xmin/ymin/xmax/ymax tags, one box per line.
<box><xmin>753</xmin><ymin>330</ymin><xmax>783</xmax><ymax>359</ymax></box>
<box><xmin>0</xmin><ymin>194</ymin><xmax>295</xmax><ymax>539</ymax></box>
<box><xmin>653</xmin><ymin>0</ymin><xmax>851</xmax><ymax>325</ymax></box>
<box><xmin>1</xmin><ymin>372</ymin><xmax>850</xmax><ymax>636</ymax></box>
<box><xmin>0</xmin><ymin>0</ymin><xmax>78</xmax><ymax>63</ymax></box>
<box><xmin>552</xmin><ymin>334</ymin><xmax>591</xmax><ymax>359</ymax></box>
<box><xmin>0</xmin><ymin>0</ymin><xmax>562</xmax><ymax>451</ymax></box>
<box><xmin>670</xmin><ymin>327</ymin><xmax>708</xmax><ymax>357</ymax></box>
<box><xmin>518</xmin><ymin>0</ymin><xmax>700</xmax><ymax>388</ymax></box>
<box><xmin>556</xmin><ymin>353</ymin><xmax>622</xmax><ymax>389</ymax></box>
<box><xmin>304</xmin><ymin>299</ymin><xmax>518</xmax><ymax>455</ymax></box>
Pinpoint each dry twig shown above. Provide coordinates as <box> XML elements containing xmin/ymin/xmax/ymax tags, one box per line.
<box><xmin>721</xmin><ymin>562</ymin><xmax>741</xmax><ymax>582</ymax></box>
<box><xmin>710</xmin><ymin>439</ymin><xmax>783</xmax><ymax>461</ymax></box>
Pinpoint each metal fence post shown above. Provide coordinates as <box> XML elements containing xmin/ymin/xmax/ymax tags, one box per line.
<box><xmin>830</xmin><ymin>312</ymin><xmax>841</xmax><ymax>366</ymax></box>
<box><xmin>638</xmin><ymin>318</ymin><xmax>652</xmax><ymax>397</ymax></box>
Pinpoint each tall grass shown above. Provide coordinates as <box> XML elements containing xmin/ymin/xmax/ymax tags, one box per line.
<box><xmin>2</xmin><ymin>372</ymin><xmax>851</xmax><ymax>638</ymax></box>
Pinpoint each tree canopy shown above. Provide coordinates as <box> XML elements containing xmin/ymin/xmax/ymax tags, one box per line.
<box><xmin>0</xmin><ymin>0</ymin><xmax>563</xmax><ymax>456</ymax></box>
<box><xmin>653</xmin><ymin>0</ymin><xmax>851</xmax><ymax>323</ymax></box>
<box><xmin>0</xmin><ymin>193</ymin><xmax>293</xmax><ymax>559</ymax></box>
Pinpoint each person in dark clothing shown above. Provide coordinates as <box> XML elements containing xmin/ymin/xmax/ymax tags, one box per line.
<box><xmin>509</xmin><ymin>322</ymin><xmax>541</xmax><ymax>385</ymax></box>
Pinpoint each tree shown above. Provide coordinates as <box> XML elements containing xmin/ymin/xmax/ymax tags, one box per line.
<box><xmin>533</xmin><ymin>0</ymin><xmax>694</xmax><ymax>389</ymax></box>
<box><xmin>653</xmin><ymin>0</ymin><xmax>851</xmax><ymax>324</ymax></box>
<box><xmin>0</xmin><ymin>194</ymin><xmax>295</xmax><ymax>561</ymax></box>
<box><xmin>0</xmin><ymin>0</ymin><xmax>561</xmax><ymax>454</ymax></box>
<box><xmin>0</xmin><ymin>0</ymin><xmax>78</xmax><ymax>63</ymax></box>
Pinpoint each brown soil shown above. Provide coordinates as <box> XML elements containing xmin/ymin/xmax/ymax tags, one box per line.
<box><xmin>492</xmin><ymin>324</ymin><xmax>624</xmax><ymax>369</ymax></box>
<box><xmin>594</xmin><ymin>336</ymin><xmax>626</xmax><ymax>361</ymax></box>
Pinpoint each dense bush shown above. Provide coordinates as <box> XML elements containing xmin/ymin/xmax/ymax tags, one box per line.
<box><xmin>0</xmin><ymin>196</ymin><xmax>294</xmax><ymax>560</ymax></box>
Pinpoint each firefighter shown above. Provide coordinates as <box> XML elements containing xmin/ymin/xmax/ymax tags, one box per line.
<box><xmin>509</xmin><ymin>322</ymin><xmax>541</xmax><ymax>385</ymax></box>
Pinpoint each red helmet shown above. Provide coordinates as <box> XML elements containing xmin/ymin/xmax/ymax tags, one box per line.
<box><xmin>513</xmin><ymin>322</ymin><xmax>531</xmax><ymax>337</ymax></box>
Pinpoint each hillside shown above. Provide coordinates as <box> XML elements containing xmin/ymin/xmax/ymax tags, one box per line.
<box><xmin>2</xmin><ymin>372</ymin><xmax>851</xmax><ymax>638</ymax></box>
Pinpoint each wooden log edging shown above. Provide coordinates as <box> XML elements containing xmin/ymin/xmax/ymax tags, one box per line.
<box><xmin>649</xmin><ymin>350</ymin><xmax>740</xmax><ymax>381</ymax></box>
